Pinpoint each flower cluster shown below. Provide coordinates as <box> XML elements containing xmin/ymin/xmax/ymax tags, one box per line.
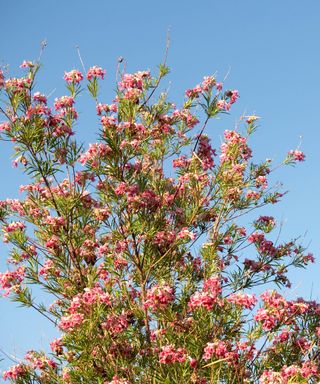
<box><xmin>159</xmin><ymin>345</ymin><xmax>187</xmax><ymax>364</ymax></box>
<box><xmin>63</xmin><ymin>70</ymin><xmax>83</xmax><ymax>83</ymax></box>
<box><xmin>144</xmin><ymin>285</ymin><xmax>175</xmax><ymax>311</ymax></box>
<box><xmin>189</xmin><ymin>276</ymin><xmax>222</xmax><ymax>310</ymax></box>
<box><xmin>87</xmin><ymin>66</ymin><xmax>106</xmax><ymax>80</ymax></box>
<box><xmin>227</xmin><ymin>292</ymin><xmax>257</xmax><ymax>309</ymax></box>
<box><xmin>0</xmin><ymin>266</ymin><xmax>25</xmax><ymax>296</ymax></box>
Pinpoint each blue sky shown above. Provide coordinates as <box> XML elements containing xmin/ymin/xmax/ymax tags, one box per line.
<box><xmin>0</xmin><ymin>0</ymin><xmax>319</xmax><ymax>375</ymax></box>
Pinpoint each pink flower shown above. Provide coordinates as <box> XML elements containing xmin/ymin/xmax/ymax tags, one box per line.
<box><xmin>246</xmin><ymin>190</ymin><xmax>261</xmax><ymax>200</ymax></box>
<box><xmin>189</xmin><ymin>276</ymin><xmax>222</xmax><ymax>311</ymax></box>
<box><xmin>227</xmin><ymin>293</ymin><xmax>257</xmax><ymax>309</ymax></box>
<box><xmin>203</xmin><ymin>341</ymin><xmax>228</xmax><ymax>360</ymax></box>
<box><xmin>63</xmin><ymin>69</ymin><xmax>83</xmax><ymax>83</ymax></box>
<box><xmin>172</xmin><ymin>155</ymin><xmax>190</xmax><ymax>168</ymax></box>
<box><xmin>216</xmin><ymin>82</ymin><xmax>223</xmax><ymax>91</ymax></box>
<box><xmin>96</xmin><ymin>103</ymin><xmax>117</xmax><ymax>115</ymax></box>
<box><xmin>79</xmin><ymin>143</ymin><xmax>111</xmax><ymax>166</ymax></box>
<box><xmin>3</xmin><ymin>364</ymin><xmax>28</xmax><ymax>380</ymax></box>
<box><xmin>159</xmin><ymin>345</ymin><xmax>187</xmax><ymax>364</ymax></box>
<box><xmin>102</xmin><ymin>313</ymin><xmax>128</xmax><ymax>334</ymax></box>
<box><xmin>101</xmin><ymin>115</ymin><xmax>117</xmax><ymax>128</ymax></box>
<box><xmin>54</xmin><ymin>96</ymin><xmax>75</xmax><ymax>110</ymax></box>
<box><xmin>118</xmin><ymin>71</ymin><xmax>150</xmax><ymax>91</ymax></box>
<box><xmin>217</xmin><ymin>99</ymin><xmax>231</xmax><ymax>111</ymax></box>
<box><xmin>197</xmin><ymin>134</ymin><xmax>216</xmax><ymax>170</ymax></box>
<box><xmin>5</xmin><ymin>221</ymin><xmax>26</xmax><ymax>233</ymax></box>
<box><xmin>5</xmin><ymin>77</ymin><xmax>31</xmax><ymax>91</ymax></box>
<box><xmin>255</xmin><ymin>175</ymin><xmax>268</xmax><ymax>189</ymax></box>
<box><xmin>87</xmin><ymin>66</ymin><xmax>106</xmax><ymax>80</ymax></box>
<box><xmin>119</xmin><ymin>73</ymin><xmax>143</xmax><ymax>90</ymax></box>
<box><xmin>50</xmin><ymin>337</ymin><xmax>63</xmax><ymax>354</ymax></box>
<box><xmin>228</xmin><ymin>89</ymin><xmax>239</xmax><ymax>104</ymax></box>
<box><xmin>153</xmin><ymin>230</ymin><xmax>177</xmax><ymax>247</ymax></box>
<box><xmin>0</xmin><ymin>122</ymin><xmax>11</xmax><ymax>132</ymax></box>
<box><xmin>172</xmin><ymin>109</ymin><xmax>199</xmax><ymax>128</ymax></box>
<box><xmin>178</xmin><ymin>227</ymin><xmax>196</xmax><ymax>241</ymax></box>
<box><xmin>33</xmin><ymin>92</ymin><xmax>47</xmax><ymax>104</ymax></box>
<box><xmin>20</xmin><ymin>60</ymin><xmax>35</xmax><ymax>69</ymax></box>
<box><xmin>59</xmin><ymin>313</ymin><xmax>84</xmax><ymax>331</ymax></box>
<box><xmin>0</xmin><ymin>266</ymin><xmax>25</xmax><ymax>296</ymax></box>
<box><xmin>201</xmin><ymin>76</ymin><xmax>216</xmax><ymax>91</ymax></box>
<box><xmin>185</xmin><ymin>84</ymin><xmax>202</xmax><ymax>98</ymax></box>
<box><xmin>288</xmin><ymin>149</ymin><xmax>305</xmax><ymax>162</ymax></box>
<box><xmin>45</xmin><ymin>235</ymin><xmax>60</xmax><ymax>249</ymax></box>
<box><xmin>144</xmin><ymin>285</ymin><xmax>174</xmax><ymax>311</ymax></box>
<box><xmin>39</xmin><ymin>260</ymin><xmax>61</xmax><ymax>279</ymax></box>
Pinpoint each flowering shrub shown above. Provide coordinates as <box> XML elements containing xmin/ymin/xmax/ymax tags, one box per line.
<box><xmin>0</xmin><ymin>58</ymin><xmax>318</xmax><ymax>384</ymax></box>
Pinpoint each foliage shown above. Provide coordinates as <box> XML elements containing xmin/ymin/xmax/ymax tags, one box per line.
<box><xmin>0</xmin><ymin>58</ymin><xmax>318</xmax><ymax>384</ymax></box>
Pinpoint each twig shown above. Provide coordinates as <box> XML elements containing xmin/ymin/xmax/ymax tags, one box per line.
<box><xmin>76</xmin><ymin>45</ymin><xmax>86</xmax><ymax>73</ymax></box>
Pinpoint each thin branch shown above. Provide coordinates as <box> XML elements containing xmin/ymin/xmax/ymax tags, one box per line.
<box><xmin>76</xmin><ymin>45</ymin><xmax>86</xmax><ymax>73</ymax></box>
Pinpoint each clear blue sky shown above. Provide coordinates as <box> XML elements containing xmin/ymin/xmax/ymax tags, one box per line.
<box><xmin>1</xmin><ymin>0</ymin><xmax>319</xmax><ymax>375</ymax></box>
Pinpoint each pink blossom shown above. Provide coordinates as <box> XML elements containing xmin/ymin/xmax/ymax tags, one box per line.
<box><xmin>246</xmin><ymin>190</ymin><xmax>261</xmax><ymax>200</ymax></box>
<box><xmin>59</xmin><ymin>107</ymin><xmax>78</xmax><ymax>119</ymax></box>
<box><xmin>185</xmin><ymin>84</ymin><xmax>202</xmax><ymax>98</ymax></box>
<box><xmin>59</xmin><ymin>313</ymin><xmax>84</xmax><ymax>331</ymax></box>
<box><xmin>189</xmin><ymin>276</ymin><xmax>222</xmax><ymax>310</ymax></box>
<box><xmin>63</xmin><ymin>69</ymin><xmax>83</xmax><ymax>83</ymax></box>
<box><xmin>203</xmin><ymin>341</ymin><xmax>228</xmax><ymax>360</ymax></box>
<box><xmin>201</xmin><ymin>76</ymin><xmax>216</xmax><ymax>91</ymax></box>
<box><xmin>68</xmin><ymin>286</ymin><xmax>111</xmax><ymax>313</ymax></box>
<box><xmin>153</xmin><ymin>230</ymin><xmax>177</xmax><ymax>247</ymax></box>
<box><xmin>101</xmin><ymin>115</ymin><xmax>117</xmax><ymax>128</ymax></box>
<box><xmin>0</xmin><ymin>266</ymin><xmax>25</xmax><ymax>296</ymax></box>
<box><xmin>220</xmin><ymin>130</ymin><xmax>252</xmax><ymax>163</ymax></box>
<box><xmin>144</xmin><ymin>285</ymin><xmax>174</xmax><ymax>311</ymax></box>
<box><xmin>119</xmin><ymin>73</ymin><xmax>142</xmax><ymax>90</ymax></box>
<box><xmin>3</xmin><ymin>221</ymin><xmax>26</xmax><ymax>237</ymax></box>
<box><xmin>96</xmin><ymin>103</ymin><xmax>117</xmax><ymax>115</ymax></box>
<box><xmin>228</xmin><ymin>89</ymin><xmax>239</xmax><ymax>104</ymax></box>
<box><xmin>227</xmin><ymin>293</ymin><xmax>257</xmax><ymax>309</ymax></box>
<box><xmin>254</xmin><ymin>216</ymin><xmax>276</xmax><ymax>232</ymax></box>
<box><xmin>45</xmin><ymin>235</ymin><xmax>60</xmax><ymax>249</ymax></box>
<box><xmin>87</xmin><ymin>66</ymin><xmax>106</xmax><ymax>80</ymax></box>
<box><xmin>79</xmin><ymin>143</ymin><xmax>111</xmax><ymax>166</ymax></box>
<box><xmin>197</xmin><ymin>134</ymin><xmax>216</xmax><ymax>170</ymax></box>
<box><xmin>3</xmin><ymin>364</ymin><xmax>28</xmax><ymax>380</ymax></box>
<box><xmin>256</xmin><ymin>175</ymin><xmax>268</xmax><ymax>189</ymax></box>
<box><xmin>178</xmin><ymin>227</ymin><xmax>196</xmax><ymax>241</ymax></box>
<box><xmin>54</xmin><ymin>96</ymin><xmax>75</xmax><ymax>110</ymax></box>
<box><xmin>5</xmin><ymin>77</ymin><xmax>31</xmax><ymax>91</ymax></box>
<box><xmin>20</xmin><ymin>60</ymin><xmax>35</xmax><ymax>68</ymax></box>
<box><xmin>288</xmin><ymin>149</ymin><xmax>305</xmax><ymax>162</ymax></box>
<box><xmin>39</xmin><ymin>260</ymin><xmax>61</xmax><ymax>279</ymax></box>
<box><xmin>102</xmin><ymin>313</ymin><xmax>128</xmax><ymax>334</ymax></box>
<box><xmin>172</xmin><ymin>155</ymin><xmax>190</xmax><ymax>168</ymax></box>
<box><xmin>216</xmin><ymin>82</ymin><xmax>223</xmax><ymax>91</ymax></box>
<box><xmin>159</xmin><ymin>344</ymin><xmax>187</xmax><ymax>364</ymax></box>
<box><xmin>33</xmin><ymin>92</ymin><xmax>47</xmax><ymax>104</ymax></box>
<box><xmin>0</xmin><ymin>122</ymin><xmax>11</xmax><ymax>132</ymax></box>
<box><xmin>217</xmin><ymin>100</ymin><xmax>231</xmax><ymax>111</ymax></box>
<box><xmin>50</xmin><ymin>337</ymin><xmax>63</xmax><ymax>354</ymax></box>
<box><xmin>172</xmin><ymin>109</ymin><xmax>199</xmax><ymax>128</ymax></box>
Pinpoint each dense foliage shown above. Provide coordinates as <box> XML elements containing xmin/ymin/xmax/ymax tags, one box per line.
<box><xmin>0</xmin><ymin>58</ymin><xmax>318</xmax><ymax>383</ymax></box>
